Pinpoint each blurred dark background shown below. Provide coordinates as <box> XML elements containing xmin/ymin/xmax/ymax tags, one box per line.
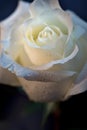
<box><xmin>0</xmin><ymin>0</ymin><xmax>87</xmax><ymax>130</ymax></box>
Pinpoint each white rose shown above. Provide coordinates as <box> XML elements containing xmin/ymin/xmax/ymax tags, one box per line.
<box><xmin>5</xmin><ymin>0</ymin><xmax>78</xmax><ymax>70</ymax></box>
<box><xmin>0</xmin><ymin>0</ymin><xmax>87</xmax><ymax>102</ymax></box>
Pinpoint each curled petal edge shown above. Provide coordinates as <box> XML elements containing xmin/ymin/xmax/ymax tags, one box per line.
<box><xmin>31</xmin><ymin>45</ymin><xmax>78</xmax><ymax>70</ymax></box>
<box><xmin>0</xmin><ymin>51</ymin><xmax>76</xmax><ymax>82</ymax></box>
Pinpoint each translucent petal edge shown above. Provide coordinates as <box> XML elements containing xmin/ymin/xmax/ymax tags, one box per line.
<box><xmin>31</xmin><ymin>45</ymin><xmax>79</xmax><ymax>70</ymax></box>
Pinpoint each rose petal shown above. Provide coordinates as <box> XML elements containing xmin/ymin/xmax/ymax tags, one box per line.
<box><xmin>0</xmin><ymin>51</ymin><xmax>76</xmax><ymax>82</ymax></box>
<box><xmin>62</xmin><ymin>12</ymin><xmax>87</xmax><ymax>99</ymax></box>
<box><xmin>60</xmin><ymin>11</ymin><xmax>87</xmax><ymax>73</ymax></box>
<box><xmin>29</xmin><ymin>0</ymin><xmax>61</xmax><ymax>17</ymax></box>
<box><xmin>0</xmin><ymin>67</ymin><xmax>20</xmax><ymax>86</ymax></box>
<box><xmin>1</xmin><ymin>1</ymin><xmax>30</xmax><ymax>40</ymax></box>
<box><xmin>72</xmin><ymin>25</ymin><xmax>85</xmax><ymax>40</ymax></box>
<box><xmin>64</xmin><ymin>78</ymin><xmax>87</xmax><ymax>100</ymax></box>
<box><xmin>64</xmin><ymin>62</ymin><xmax>87</xmax><ymax>99</ymax></box>
<box><xmin>19</xmin><ymin>74</ymin><xmax>75</xmax><ymax>102</ymax></box>
<box><xmin>67</xmin><ymin>11</ymin><xmax>87</xmax><ymax>30</ymax></box>
<box><xmin>43</xmin><ymin>0</ymin><xmax>61</xmax><ymax>9</ymax></box>
<box><xmin>26</xmin><ymin>44</ymin><xmax>78</xmax><ymax>70</ymax></box>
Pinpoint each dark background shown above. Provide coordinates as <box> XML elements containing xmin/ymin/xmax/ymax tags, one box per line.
<box><xmin>0</xmin><ymin>0</ymin><xmax>87</xmax><ymax>130</ymax></box>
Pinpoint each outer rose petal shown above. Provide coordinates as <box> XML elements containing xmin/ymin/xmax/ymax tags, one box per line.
<box><xmin>29</xmin><ymin>0</ymin><xmax>61</xmax><ymax>17</ymax></box>
<box><xmin>61</xmin><ymin>12</ymin><xmax>87</xmax><ymax>100</ymax></box>
<box><xmin>64</xmin><ymin>62</ymin><xmax>87</xmax><ymax>99</ymax></box>
<box><xmin>0</xmin><ymin>67</ymin><xmax>20</xmax><ymax>86</ymax></box>
<box><xmin>0</xmin><ymin>1</ymin><xmax>30</xmax><ymax>40</ymax></box>
<box><xmin>19</xmin><ymin>74</ymin><xmax>75</xmax><ymax>102</ymax></box>
<box><xmin>0</xmin><ymin>52</ymin><xmax>76</xmax><ymax>82</ymax></box>
<box><xmin>61</xmin><ymin>13</ymin><xmax>87</xmax><ymax>73</ymax></box>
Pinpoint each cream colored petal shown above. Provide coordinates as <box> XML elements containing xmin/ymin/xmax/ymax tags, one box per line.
<box><xmin>67</xmin><ymin>11</ymin><xmax>87</xmax><ymax>30</ymax></box>
<box><xmin>9</xmin><ymin>26</ymin><xmax>25</xmax><ymax>60</ymax></box>
<box><xmin>38</xmin><ymin>9</ymin><xmax>73</xmax><ymax>39</ymax></box>
<box><xmin>75</xmin><ymin>62</ymin><xmax>87</xmax><ymax>84</ymax></box>
<box><xmin>23</xmin><ymin>42</ymin><xmax>78</xmax><ymax>70</ymax></box>
<box><xmin>0</xmin><ymin>29</ymin><xmax>20</xmax><ymax>86</ymax></box>
<box><xmin>1</xmin><ymin>1</ymin><xmax>30</xmax><ymax>40</ymax></box>
<box><xmin>0</xmin><ymin>67</ymin><xmax>20</xmax><ymax>86</ymax></box>
<box><xmin>29</xmin><ymin>0</ymin><xmax>61</xmax><ymax>17</ymax></box>
<box><xmin>57</xmin><ymin>11</ymin><xmax>87</xmax><ymax>73</ymax></box>
<box><xmin>19</xmin><ymin>74</ymin><xmax>75</xmax><ymax>102</ymax></box>
<box><xmin>42</xmin><ymin>9</ymin><xmax>72</xmax><ymax>42</ymax></box>
<box><xmin>64</xmin><ymin>63</ymin><xmax>87</xmax><ymax>99</ymax></box>
<box><xmin>72</xmin><ymin>25</ymin><xmax>85</xmax><ymax>40</ymax></box>
<box><xmin>62</xmin><ymin>31</ymin><xmax>87</xmax><ymax>74</ymax></box>
<box><xmin>0</xmin><ymin>51</ymin><xmax>76</xmax><ymax>82</ymax></box>
<box><xmin>50</xmin><ymin>33</ymin><xmax>87</xmax><ymax>73</ymax></box>
<box><xmin>43</xmin><ymin>0</ymin><xmax>61</xmax><ymax>9</ymax></box>
<box><xmin>23</xmin><ymin>16</ymin><xmax>67</xmax><ymax>50</ymax></box>
<box><xmin>1</xmin><ymin>1</ymin><xmax>31</xmax><ymax>61</ymax></box>
<box><xmin>64</xmin><ymin>78</ymin><xmax>87</xmax><ymax>100</ymax></box>
<box><xmin>23</xmin><ymin>43</ymin><xmax>61</xmax><ymax>66</ymax></box>
<box><xmin>0</xmin><ymin>52</ymin><xmax>38</xmax><ymax>81</ymax></box>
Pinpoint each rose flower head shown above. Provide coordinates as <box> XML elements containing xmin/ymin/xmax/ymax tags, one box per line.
<box><xmin>0</xmin><ymin>0</ymin><xmax>87</xmax><ymax>102</ymax></box>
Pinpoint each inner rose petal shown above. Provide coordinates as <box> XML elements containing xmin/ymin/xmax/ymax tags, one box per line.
<box><xmin>36</xmin><ymin>26</ymin><xmax>58</xmax><ymax>46</ymax></box>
